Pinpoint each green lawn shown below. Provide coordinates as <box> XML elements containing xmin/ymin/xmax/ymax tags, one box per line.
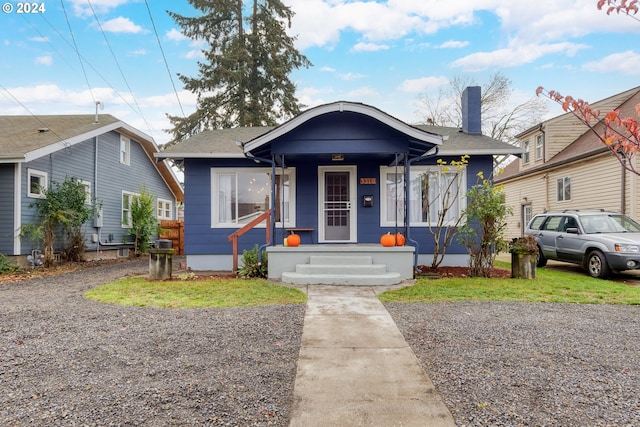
<box><xmin>84</xmin><ymin>276</ymin><xmax>307</xmax><ymax>308</ymax></box>
<box><xmin>379</xmin><ymin>261</ymin><xmax>640</xmax><ymax>305</ymax></box>
<box><xmin>85</xmin><ymin>261</ymin><xmax>640</xmax><ymax>308</ymax></box>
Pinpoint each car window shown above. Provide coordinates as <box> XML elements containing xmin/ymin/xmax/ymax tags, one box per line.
<box><xmin>541</xmin><ymin>216</ymin><xmax>563</xmax><ymax>231</ymax></box>
<box><xmin>610</xmin><ymin>215</ymin><xmax>640</xmax><ymax>232</ymax></box>
<box><xmin>560</xmin><ymin>216</ymin><xmax>578</xmax><ymax>232</ymax></box>
<box><xmin>528</xmin><ymin>215</ymin><xmax>547</xmax><ymax>230</ymax></box>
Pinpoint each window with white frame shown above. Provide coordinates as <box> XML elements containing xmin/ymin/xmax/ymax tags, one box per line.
<box><xmin>211</xmin><ymin>168</ymin><xmax>295</xmax><ymax>227</ymax></box>
<box><xmin>120</xmin><ymin>135</ymin><xmax>131</xmax><ymax>165</ymax></box>
<box><xmin>27</xmin><ymin>169</ymin><xmax>48</xmax><ymax>198</ymax></box>
<box><xmin>522</xmin><ymin>140</ymin><xmax>530</xmax><ymax>164</ymax></box>
<box><xmin>535</xmin><ymin>134</ymin><xmax>543</xmax><ymax>160</ymax></box>
<box><xmin>380</xmin><ymin>166</ymin><xmax>466</xmax><ymax>226</ymax></box>
<box><xmin>557</xmin><ymin>176</ymin><xmax>571</xmax><ymax>201</ymax></box>
<box><xmin>122</xmin><ymin>191</ymin><xmax>139</xmax><ymax>227</ymax></box>
<box><xmin>522</xmin><ymin>204</ymin><xmax>533</xmax><ymax>234</ymax></box>
<box><xmin>81</xmin><ymin>180</ymin><xmax>92</xmax><ymax>205</ymax></box>
<box><xmin>157</xmin><ymin>199</ymin><xmax>173</xmax><ymax>220</ymax></box>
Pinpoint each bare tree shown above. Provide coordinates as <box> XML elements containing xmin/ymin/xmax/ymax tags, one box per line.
<box><xmin>416</xmin><ymin>72</ymin><xmax>547</xmax><ymax>145</ymax></box>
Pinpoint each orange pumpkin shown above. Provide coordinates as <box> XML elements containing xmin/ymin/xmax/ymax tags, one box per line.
<box><xmin>380</xmin><ymin>233</ymin><xmax>395</xmax><ymax>247</ymax></box>
<box><xmin>287</xmin><ymin>233</ymin><xmax>301</xmax><ymax>247</ymax></box>
<box><xmin>395</xmin><ymin>233</ymin><xmax>406</xmax><ymax>246</ymax></box>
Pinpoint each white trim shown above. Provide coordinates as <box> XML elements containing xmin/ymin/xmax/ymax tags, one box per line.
<box><xmin>244</xmin><ymin>102</ymin><xmax>443</xmax><ymax>153</ymax></box>
<box><xmin>27</xmin><ymin>168</ymin><xmax>48</xmax><ymax>199</ymax></box>
<box><xmin>380</xmin><ymin>165</ymin><xmax>467</xmax><ymax>227</ymax></box>
<box><xmin>23</xmin><ymin>120</ymin><xmax>158</xmax><ymax>163</ymax></box>
<box><xmin>318</xmin><ymin>165</ymin><xmax>357</xmax><ymax>243</ymax></box>
<box><xmin>81</xmin><ymin>180</ymin><xmax>92</xmax><ymax>205</ymax></box>
<box><xmin>120</xmin><ymin>135</ymin><xmax>131</xmax><ymax>165</ymax></box>
<box><xmin>157</xmin><ymin>198</ymin><xmax>173</xmax><ymax>220</ymax></box>
<box><xmin>14</xmin><ymin>163</ymin><xmax>21</xmax><ymax>255</ymax></box>
<box><xmin>121</xmin><ymin>190</ymin><xmax>139</xmax><ymax>228</ymax></box>
<box><xmin>210</xmin><ymin>167</ymin><xmax>296</xmax><ymax>228</ymax></box>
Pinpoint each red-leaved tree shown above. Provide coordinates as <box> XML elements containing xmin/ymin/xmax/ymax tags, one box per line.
<box><xmin>536</xmin><ymin>86</ymin><xmax>640</xmax><ymax>175</ymax></box>
<box><xmin>597</xmin><ymin>0</ymin><xmax>639</xmax><ymax>19</ymax></box>
<box><xmin>535</xmin><ymin>1</ymin><xmax>640</xmax><ymax>175</ymax></box>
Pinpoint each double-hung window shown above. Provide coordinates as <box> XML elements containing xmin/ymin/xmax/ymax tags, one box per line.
<box><xmin>212</xmin><ymin>168</ymin><xmax>296</xmax><ymax>227</ymax></box>
<box><xmin>120</xmin><ymin>135</ymin><xmax>130</xmax><ymax>165</ymax></box>
<box><xmin>380</xmin><ymin>166</ymin><xmax>466</xmax><ymax>226</ymax></box>
<box><xmin>122</xmin><ymin>191</ymin><xmax>139</xmax><ymax>227</ymax></box>
<box><xmin>522</xmin><ymin>140</ymin><xmax>530</xmax><ymax>164</ymax></box>
<box><xmin>557</xmin><ymin>176</ymin><xmax>571</xmax><ymax>202</ymax></box>
<box><xmin>535</xmin><ymin>134</ymin><xmax>543</xmax><ymax>160</ymax></box>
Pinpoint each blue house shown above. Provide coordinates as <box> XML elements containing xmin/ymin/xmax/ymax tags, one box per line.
<box><xmin>158</xmin><ymin>88</ymin><xmax>519</xmax><ymax>284</ymax></box>
<box><xmin>0</xmin><ymin>114</ymin><xmax>184</xmax><ymax>264</ymax></box>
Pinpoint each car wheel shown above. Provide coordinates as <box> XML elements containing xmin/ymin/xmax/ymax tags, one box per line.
<box><xmin>536</xmin><ymin>248</ymin><xmax>547</xmax><ymax>267</ymax></box>
<box><xmin>586</xmin><ymin>250</ymin><xmax>611</xmax><ymax>279</ymax></box>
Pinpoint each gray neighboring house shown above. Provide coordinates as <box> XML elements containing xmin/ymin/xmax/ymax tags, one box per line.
<box><xmin>0</xmin><ymin>114</ymin><xmax>184</xmax><ymax>264</ymax></box>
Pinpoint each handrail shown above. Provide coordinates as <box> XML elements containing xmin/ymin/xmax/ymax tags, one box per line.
<box><xmin>227</xmin><ymin>209</ymin><xmax>271</xmax><ymax>272</ymax></box>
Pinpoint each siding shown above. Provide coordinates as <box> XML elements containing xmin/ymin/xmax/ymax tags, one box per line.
<box><xmin>17</xmin><ymin>131</ymin><xmax>177</xmax><ymax>255</ymax></box>
<box><xmin>183</xmin><ymin>154</ymin><xmax>496</xmax><ymax>257</ymax></box>
<box><xmin>502</xmin><ymin>152</ymin><xmax>638</xmax><ymax>239</ymax></box>
<box><xmin>0</xmin><ymin>164</ymin><xmax>15</xmax><ymax>254</ymax></box>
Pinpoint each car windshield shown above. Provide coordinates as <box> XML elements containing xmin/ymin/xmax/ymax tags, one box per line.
<box><xmin>580</xmin><ymin>214</ymin><xmax>640</xmax><ymax>233</ymax></box>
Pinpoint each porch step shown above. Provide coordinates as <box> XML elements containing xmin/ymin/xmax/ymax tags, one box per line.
<box><xmin>281</xmin><ymin>255</ymin><xmax>403</xmax><ymax>286</ymax></box>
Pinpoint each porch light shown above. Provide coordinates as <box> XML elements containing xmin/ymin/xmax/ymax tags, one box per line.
<box><xmin>332</xmin><ymin>154</ymin><xmax>344</xmax><ymax>161</ymax></box>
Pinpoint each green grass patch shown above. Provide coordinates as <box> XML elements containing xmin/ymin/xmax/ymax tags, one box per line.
<box><xmin>85</xmin><ymin>277</ymin><xmax>307</xmax><ymax>308</ymax></box>
<box><xmin>379</xmin><ymin>261</ymin><xmax>640</xmax><ymax>305</ymax></box>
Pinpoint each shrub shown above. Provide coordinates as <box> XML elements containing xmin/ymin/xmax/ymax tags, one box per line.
<box><xmin>0</xmin><ymin>253</ymin><xmax>19</xmax><ymax>274</ymax></box>
<box><xmin>238</xmin><ymin>244</ymin><xmax>268</xmax><ymax>278</ymax></box>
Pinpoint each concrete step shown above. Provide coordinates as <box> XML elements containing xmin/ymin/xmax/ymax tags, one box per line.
<box><xmin>308</xmin><ymin>255</ymin><xmax>373</xmax><ymax>265</ymax></box>
<box><xmin>295</xmin><ymin>263</ymin><xmax>388</xmax><ymax>275</ymax></box>
<box><xmin>281</xmin><ymin>271</ymin><xmax>403</xmax><ymax>286</ymax></box>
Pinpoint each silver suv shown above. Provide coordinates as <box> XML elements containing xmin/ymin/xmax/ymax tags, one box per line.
<box><xmin>525</xmin><ymin>210</ymin><xmax>640</xmax><ymax>279</ymax></box>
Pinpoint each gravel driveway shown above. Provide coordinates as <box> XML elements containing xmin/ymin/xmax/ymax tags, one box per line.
<box><xmin>2</xmin><ymin>259</ymin><xmax>640</xmax><ymax>426</ymax></box>
<box><xmin>0</xmin><ymin>260</ymin><xmax>305</xmax><ymax>426</ymax></box>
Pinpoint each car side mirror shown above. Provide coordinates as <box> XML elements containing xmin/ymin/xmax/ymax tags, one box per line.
<box><xmin>566</xmin><ymin>227</ymin><xmax>579</xmax><ymax>234</ymax></box>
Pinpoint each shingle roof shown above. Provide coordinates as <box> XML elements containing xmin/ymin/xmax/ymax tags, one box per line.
<box><xmin>0</xmin><ymin>114</ymin><xmax>184</xmax><ymax>201</ymax></box>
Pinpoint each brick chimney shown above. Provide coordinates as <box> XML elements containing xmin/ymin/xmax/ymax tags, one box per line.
<box><xmin>461</xmin><ymin>86</ymin><xmax>481</xmax><ymax>135</ymax></box>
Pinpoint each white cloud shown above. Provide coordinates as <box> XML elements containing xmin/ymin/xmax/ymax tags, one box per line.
<box><xmin>583</xmin><ymin>50</ymin><xmax>640</xmax><ymax>75</ymax></box>
<box><xmin>165</xmin><ymin>28</ymin><xmax>188</xmax><ymax>42</ymax></box>
<box><xmin>100</xmin><ymin>17</ymin><xmax>147</xmax><ymax>34</ymax></box>
<box><xmin>398</xmin><ymin>76</ymin><xmax>450</xmax><ymax>93</ymax></box>
<box><xmin>340</xmin><ymin>72</ymin><xmax>367</xmax><ymax>81</ymax></box>
<box><xmin>35</xmin><ymin>55</ymin><xmax>53</xmax><ymax>66</ymax></box>
<box><xmin>130</xmin><ymin>49</ymin><xmax>147</xmax><ymax>56</ymax></box>
<box><xmin>438</xmin><ymin>40</ymin><xmax>469</xmax><ymax>49</ymax></box>
<box><xmin>29</xmin><ymin>36</ymin><xmax>49</xmax><ymax>43</ymax></box>
<box><xmin>352</xmin><ymin>42</ymin><xmax>390</xmax><ymax>52</ymax></box>
<box><xmin>347</xmin><ymin>86</ymin><xmax>379</xmax><ymax>99</ymax></box>
<box><xmin>320</xmin><ymin>66</ymin><xmax>336</xmax><ymax>72</ymax></box>
<box><xmin>68</xmin><ymin>0</ymin><xmax>130</xmax><ymax>17</ymax></box>
<box><xmin>451</xmin><ymin>41</ymin><xmax>588</xmax><ymax>72</ymax></box>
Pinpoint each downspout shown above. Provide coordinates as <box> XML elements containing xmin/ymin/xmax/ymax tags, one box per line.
<box><xmin>243</xmin><ymin>152</ymin><xmax>276</xmax><ymax>266</ymax></box>
<box><xmin>405</xmin><ymin>147</ymin><xmax>439</xmax><ymax>271</ymax></box>
<box><xmin>621</xmin><ymin>157</ymin><xmax>626</xmax><ymax>214</ymax></box>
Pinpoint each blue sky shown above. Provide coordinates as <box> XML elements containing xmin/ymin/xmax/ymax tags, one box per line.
<box><xmin>1</xmin><ymin>0</ymin><xmax>640</xmax><ymax>145</ymax></box>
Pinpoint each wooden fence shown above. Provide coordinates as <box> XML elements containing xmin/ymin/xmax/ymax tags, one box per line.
<box><xmin>159</xmin><ymin>220</ymin><xmax>184</xmax><ymax>255</ymax></box>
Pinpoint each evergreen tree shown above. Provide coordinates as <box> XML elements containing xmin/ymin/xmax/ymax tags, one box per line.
<box><xmin>166</xmin><ymin>0</ymin><xmax>311</xmax><ymax>144</ymax></box>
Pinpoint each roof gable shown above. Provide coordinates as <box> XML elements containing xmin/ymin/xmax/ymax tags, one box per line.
<box><xmin>0</xmin><ymin>114</ymin><xmax>184</xmax><ymax>201</ymax></box>
<box><xmin>243</xmin><ymin>101</ymin><xmax>443</xmax><ymax>157</ymax></box>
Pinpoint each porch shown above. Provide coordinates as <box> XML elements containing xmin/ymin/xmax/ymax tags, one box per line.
<box><xmin>267</xmin><ymin>244</ymin><xmax>415</xmax><ymax>286</ymax></box>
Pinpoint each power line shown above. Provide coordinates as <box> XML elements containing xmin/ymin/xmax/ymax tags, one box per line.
<box><xmin>86</xmin><ymin>0</ymin><xmax>154</xmax><ymax>133</ymax></box>
<box><xmin>60</xmin><ymin>0</ymin><xmax>95</xmax><ymax>104</ymax></box>
<box><xmin>144</xmin><ymin>0</ymin><xmax>186</xmax><ymax>118</ymax></box>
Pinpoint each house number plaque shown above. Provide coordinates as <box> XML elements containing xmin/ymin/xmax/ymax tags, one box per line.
<box><xmin>360</xmin><ymin>178</ymin><xmax>376</xmax><ymax>185</ymax></box>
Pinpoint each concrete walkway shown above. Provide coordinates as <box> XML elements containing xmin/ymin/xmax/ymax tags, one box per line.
<box><xmin>288</xmin><ymin>285</ymin><xmax>456</xmax><ymax>427</ymax></box>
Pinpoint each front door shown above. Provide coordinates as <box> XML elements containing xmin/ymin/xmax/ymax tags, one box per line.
<box><xmin>319</xmin><ymin>166</ymin><xmax>357</xmax><ymax>242</ymax></box>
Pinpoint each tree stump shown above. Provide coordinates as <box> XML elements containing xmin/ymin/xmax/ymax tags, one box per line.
<box><xmin>511</xmin><ymin>252</ymin><xmax>536</xmax><ymax>279</ymax></box>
